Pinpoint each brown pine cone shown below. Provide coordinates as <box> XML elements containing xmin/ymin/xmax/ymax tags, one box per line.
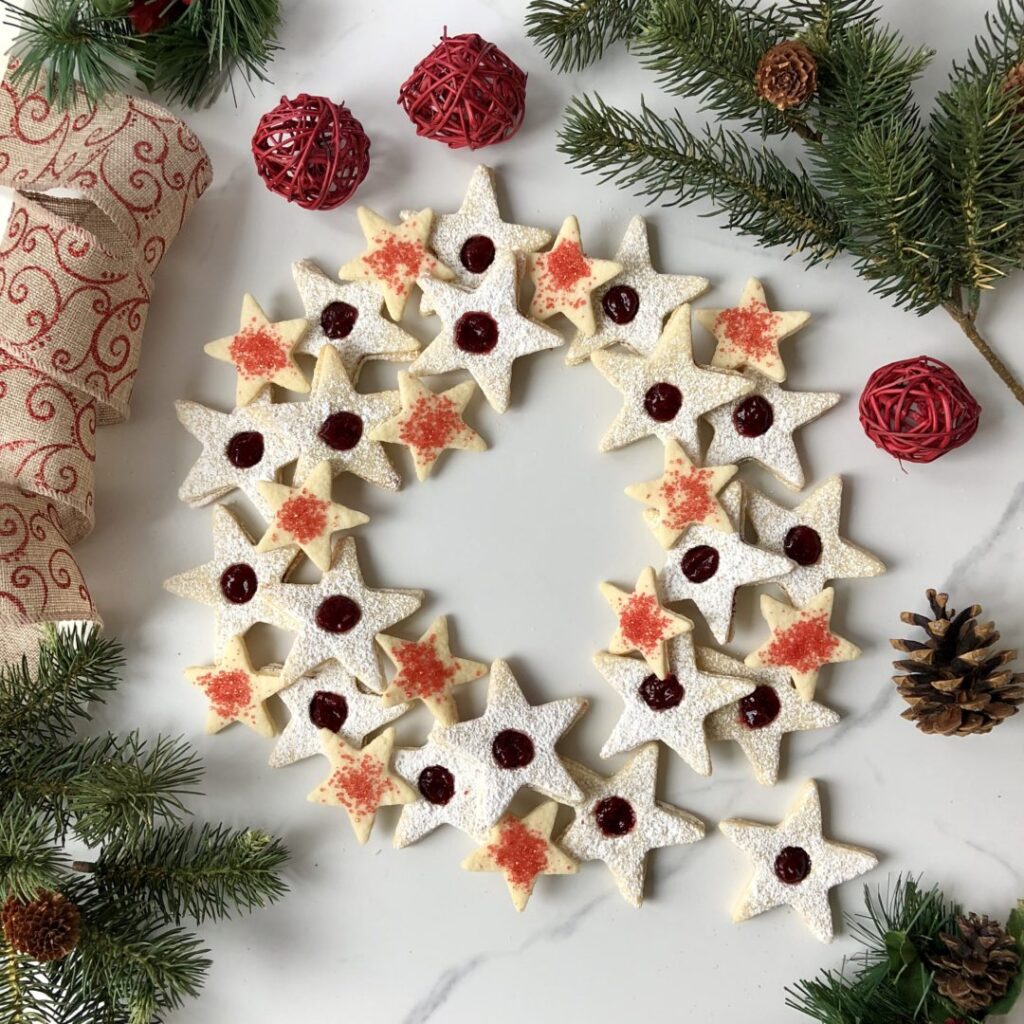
<box><xmin>755</xmin><ymin>41</ymin><xmax>818</xmax><ymax>110</ymax></box>
<box><xmin>931</xmin><ymin>913</ymin><xmax>1021</xmax><ymax>1014</ymax></box>
<box><xmin>1001</xmin><ymin>61</ymin><xmax>1024</xmax><ymax>114</ymax></box>
<box><xmin>1</xmin><ymin>890</ymin><xmax>81</xmax><ymax>962</ymax></box>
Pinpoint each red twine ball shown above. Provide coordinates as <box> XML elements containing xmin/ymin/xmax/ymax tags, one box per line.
<box><xmin>859</xmin><ymin>356</ymin><xmax>981</xmax><ymax>464</ymax></box>
<box><xmin>397</xmin><ymin>31</ymin><xmax>527</xmax><ymax>150</ymax></box>
<box><xmin>251</xmin><ymin>94</ymin><xmax>370</xmax><ymax>211</ymax></box>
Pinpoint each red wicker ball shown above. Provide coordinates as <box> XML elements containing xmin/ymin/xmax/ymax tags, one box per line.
<box><xmin>397</xmin><ymin>31</ymin><xmax>527</xmax><ymax>150</ymax></box>
<box><xmin>859</xmin><ymin>355</ymin><xmax>981</xmax><ymax>463</ymax></box>
<box><xmin>251</xmin><ymin>94</ymin><xmax>370</xmax><ymax>211</ymax></box>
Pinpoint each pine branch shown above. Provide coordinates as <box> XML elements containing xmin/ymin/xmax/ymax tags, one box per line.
<box><xmin>0</xmin><ymin>801</ymin><xmax>67</xmax><ymax>901</ymax></box>
<box><xmin>780</xmin><ymin>0</ymin><xmax>880</xmax><ymax>43</ymax></box>
<box><xmin>525</xmin><ymin>0</ymin><xmax>649</xmax><ymax>73</ymax></box>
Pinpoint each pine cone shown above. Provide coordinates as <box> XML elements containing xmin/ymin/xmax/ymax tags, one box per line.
<box><xmin>931</xmin><ymin>913</ymin><xmax>1021</xmax><ymax>1013</ymax></box>
<box><xmin>1001</xmin><ymin>61</ymin><xmax>1024</xmax><ymax>114</ymax></box>
<box><xmin>755</xmin><ymin>41</ymin><xmax>818</xmax><ymax>110</ymax></box>
<box><xmin>1</xmin><ymin>890</ymin><xmax>81</xmax><ymax>962</ymax></box>
<box><xmin>891</xmin><ymin>589</ymin><xmax>1024</xmax><ymax>736</ymax></box>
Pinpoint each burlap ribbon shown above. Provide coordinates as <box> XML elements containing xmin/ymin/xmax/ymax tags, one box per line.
<box><xmin>0</xmin><ymin>62</ymin><xmax>212</xmax><ymax>653</ymax></box>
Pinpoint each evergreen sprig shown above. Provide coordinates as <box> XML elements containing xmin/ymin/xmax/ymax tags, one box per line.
<box><xmin>525</xmin><ymin>0</ymin><xmax>649</xmax><ymax>73</ymax></box>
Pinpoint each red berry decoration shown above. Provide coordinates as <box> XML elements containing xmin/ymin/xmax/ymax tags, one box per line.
<box><xmin>859</xmin><ymin>356</ymin><xmax>981</xmax><ymax>464</ymax></box>
<box><xmin>251</xmin><ymin>94</ymin><xmax>370</xmax><ymax>211</ymax></box>
<box><xmin>398</xmin><ymin>31</ymin><xmax>527</xmax><ymax>150</ymax></box>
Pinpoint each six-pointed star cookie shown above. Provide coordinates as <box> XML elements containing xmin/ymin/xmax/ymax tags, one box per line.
<box><xmin>719</xmin><ymin>779</ymin><xmax>878</xmax><ymax>942</ymax></box>
<box><xmin>256</xmin><ymin>461</ymin><xmax>369</xmax><ymax>571</ymax></box>
<box><xmin>745</xmin><ymin>477</ymin><xmax>886</xmax><ymax>606</ymax></box>
<box><xmin>592</xmin><ymin>305</ymin><xmax>754</xmax><ymax>460</ymax></box>
<box><xmin>696</xmin><ymin>279</ymin><xmax>810</xmax><ymax>383</ymax></box>
<box><xmin>163</xmin><ymin>504</ymin><xmax>296</xmax><ymax>648</ymax></box>
<box><xmin>462</xmin><ymin>801</ymin><xmax>578</xmax><ymax>911</ymax></box>
<box><xmin>184</xmin><ymin>635</ymin><xmax>286</xmax><ymax>737</ymax></box>
<box><xmin>566</xmin><ymin>216</ymin><xmax>708</xmax><ymax>365</ymax></box>
<box><xmin>308</xmin><ymin>727</ymin><xmax>416</xmax><ymax>844</ymax></box>
<box><xmin>600</xmin><ymin>566</ymin><xmax>693</xmax><ymax>676</ymax></box>
<box><xmin>746</xmin><ymin>588</ymin><xmax>861</xmax><ymax>701</ymax></box>
<box><xmin>700</xmin><ymin>647</ymin><xmax>839</xmax><ymax>786</ymax></box>
<box><xmin>263</xmin><ymin>537</ymin><xmax>423</xmax><ymax>690</ymax></box>
<box><xmin>596</xmin><ymin>635</ymin><xmax>753</xmax><ymax>775</ymax></box>
<box><xmin>370</xmin><ymin>373</ymin><xmax>487</xmax><ymax>481</ymax></box>
<box><xmin>703</xmin><ymin>373</ymin><xmax>840</xmax><ymax>491</ymax></box>
<box><xmin>268</xmin><ymin>662</ymin><xmax>410</xmax><ymax>768</ymax></box>
<box><xmin>252</xmin><ymin>345</ymin><xmax>401</xmax><ymax>490</ymax></box>
<box><xmin>410</xmin><ymin>251</ymin><xmax>563</xmax><ymax>413</ymax></box>
<box><xmin>526</xmin><ymin>215</ymin><xmax>622</xmax><ymax>336</ymax></box>
<box><xmin>434</xmin><ymin>659</ymin><xmax>587</xmax><ymax>827</ymax></box>
<box><xmin>292</xmin><ymin>259</ymin><xmax>420</xmax><ymax>378</ymax></box>
<box><xmin>559</xmin><ymin>744</ymin><xmax>705</xmax><ymax>907</ymax></box>
<box><xmin>204</xmin><ymin>293</ymin><xmax>309</xmax><ymax>406</ymax></box>
<box><xmin>339</xmin><ymin>207</ymin><xmax>454</xmax><ymax>319</ymax></box>
<box><xmin>658</xmin><ymin>482</ymin><xmax>794</xmax><ymax>644</ymax></box>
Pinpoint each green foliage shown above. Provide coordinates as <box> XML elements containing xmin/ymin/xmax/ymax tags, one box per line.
<box><xmin>525</xmin><ymin>0</ymin><xmax>649</xmax><ymax>73</ymax></box>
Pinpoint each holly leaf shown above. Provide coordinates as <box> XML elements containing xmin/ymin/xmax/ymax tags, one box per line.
<box><xmin>983</xmin><ymin>904</ymin><xmax>1024</xmax><ymax>1017</ymax></box>
<box><xmin>886</xmin><ymin>929</ymin><xmax>932</xmax><ymax>1009</ymax></box>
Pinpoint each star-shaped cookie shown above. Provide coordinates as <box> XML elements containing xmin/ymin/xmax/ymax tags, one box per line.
<box><xmin>746</xmin><ymin>588</ymin><xmax>861</xmax><ymax>701</ymax></box>
<box><xmin>566</xmin><ymin>216</ymin><xmax>708</xmax><ymax>365</ymax></box>
<box><xmin>745</xmin><ymin>477</ymin><xmax>886</xmax><ymax>606</ymax></box>
<box><xmin>410</xmin><ymin>251</ymin><xmax>563</xmax><ymax>413</ymax></box>
<box><xmin>526</xmin><ymin>215</ymin><xmax>622</xmax><ymax>336</ymax></box>
<box><xmin>370</xmin><ymin>373</ymin><xmax>486</xmax><ymax>481</ymax></box>
<box><xmin>703</xmin><ymin>373</ymin><xmax>840</xmax><ymax>491</ymax></box>
<box><xmin>596</xmin><ymin>634</ymin><xmax>753</xmax><ymax>775</ymax></box>
<box><xmin>256</xmin><ymin>461</ymin><xmax>368</xmax><ymax>571</ymax></box>
<box><xmin>700</xmin><ymin>647</ymin><xmax>839</xmax><ymax>786</ymax></box>
<box><xmin>292</xmin><ymin>259</ymin><xmax>420</xmax><ymax>379</ymax></box>
<box><xmin>268</xmin><ymin>662</ymin><xmax>410</xmax><ymax>768</ymax></box>
<box><xmin>462</xmin><ymin>802</ymin><xmax>578</xmax><ymax>912</ymax></box>
<box><xmin>559</xmin><ymin>745</ymin><xmax>705</xmax><ymax>907</ymax></box>
<box><xmin>434</xmin><ymin>660</ymin><xmax>586</xmax><ymax>827</ymax></box>
<box><xmin>184</xmin><ymin>635</ymin><xmax>286</xmax><ymax>737</ymax></box>
<box><xmin>204</xmin><ymin>293</ymin><xmax>309</xmax><ymax>406</ymax></box>
<box><xmin>163</xmin><ymin>504</ymin><xmax>296</xmax><ymax>648</ymax></box>
<box><xmin>252</xmin><ymin>345</ymin><xmax>401</xmax><ymax>490</ymax></box>
<box><xmin>592</xmin><ymin>305</ymin><xmax>755</xmax><ymax>461</ymax></box>
<box><xmin>263</xmin><ymin>537</ymin><xmax>422</xmax><ymax>691</ymax></box>
<box><xmin>696</xmin><ymin>279</ymin><xmax>810</xmax><ymax>382</ymax></box>
<box><xmin>377</xmin><ymin>616</ymin><xmax>487</xmax><ymax>725</ymax></box>
<box><xmin>308</xmin><ymin>727</ymin><xmax>415</xmax><ymax>844</ymax></box>
<box><xmin>719</xmin><ymin>779</ymin><xmax>878</xmax><ymax>942</ymax></box>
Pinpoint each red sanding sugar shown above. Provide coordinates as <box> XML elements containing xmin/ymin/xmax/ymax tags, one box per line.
<box><xmin>330</xmin><ymin>753</ymin><xmax>395</xmax><ymax>818</ymax></box>
<box><xmin>364</xmin><ymin>235</ymin><xmax>428</xmax><ymax>294</ymax></box>
<box><xmin>198</xmin><ymin>669</ymin><xmax>252</xmax><ymax>719</ymax></box>
<box><xmin>660</xmin><ymin>465</ymin><xmax>716</xmax><ymax>528</ymax></box>
<box><xmin>545</xmin><ymin>239</ymin><xmax>591</xmax><ymax>292</ymax></box>
<box><xmin>399</xmin><ymin>395</ymin><xmax>464</xmax><ymax>455</ymax></box>
<box><xmin>276</xmin><ymin>491</ymin><xmax>329</xmax><ymax>545</ymax></box>
<box><xmin>716</xmin><ymin>302</ymin><xmax>781</xmax><ymax>361</ymax></box>
<box><xmin>229</xmin><ymin>324</ymin><xmax>288</xmax><ymax>379</ymax></box>
<box><xmin>392</xmin><ymin>635</ymin><xmax>457</xmax><ymax>700</ymax></box>
<box><xmin>618</xmin><ymin>592</ymin><xmax>671</xmax><ymax>653</ymax></box>
<box><xmin>489</xmin><ymin>817</ymin><xmax>549</xmax><ymax>889</ymax></box>
<box><xmin>764</xmin><ymin>613</ymin><xmax>839</xmax><ymax>673</ymax></box>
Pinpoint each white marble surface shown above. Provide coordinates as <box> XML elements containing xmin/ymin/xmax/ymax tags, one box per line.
<box><xmin>4</xmin><ymin>1</ymin><xmax>1024</xmax><ymax>1020</ymax></box>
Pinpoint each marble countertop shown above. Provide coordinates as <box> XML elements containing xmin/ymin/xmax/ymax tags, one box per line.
<box><xmin>4</xmin><ymin>0</ymin><xmax>1022</xmax><ymax>1020</ymax></box>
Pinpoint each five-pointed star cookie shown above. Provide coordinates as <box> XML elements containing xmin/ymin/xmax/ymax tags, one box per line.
<box><xmin>566</xmin><ymin>216</ymin><xmax>708</xmax><ymax>365</ymax></box>
<box><xmin>719</xmin><ymin>779</ymin><xmax>878</xmax><ymax>942</ymax></box>
<box><xmin>746</xmin><ymin>588</ymin><xmax>861</xmax><ymax>701</ymax></box>
<box><xmin>410</xmin><ymin>251</ymin><xmax>563</xmax><ymax>413</ymax></box>
<box><xmin>252</xmin><ymin>345</ymin><xmax>401</xmax><ymax>490</ymax></box>
<box><xmin>292</xmin><ymin>259</ymin><xmax>420</xmax><ymax>379</ymax></box>
<box><xmin>263</xmin><ymin>537</ymin><xmax>423</xmax><ymax>691</ymax></box>
<box><xmin>268</xmin><ymin>662</ymin><xmax>410</xmax><ymax>768</ymax></box>
<box><xmin>370</xmin><ymin>373</ymin><xmax>486</xmax><ymax>481</ymax></box>
<box><xmin>658</xmin><ymin>482</ymin><xmax>794</xmax><ymax>644</ymax></box>
<box><xmin>338</xmin><ymin>207</ymin><xmax>454</xmax><ymax>319</ymax></box>
<box><xmin>599</xmin><ymin>566</ymin><xmax>693</xmax><ymax>676</ymax></box>
<box><xmin>204</xmin><ymin>293</ymin><xmax>309</xmax><ymax>406</ymax></box>
<box><xmin>434</xmin><ymin>660</ymin><xmax>587</xmax><ymax>827</ymax></box>
<box><xmin>703</xmin><ymin>373</ymin><xmax>840</xmax><ymax>491</ymax></box>
<box><xmin>745</xmin><ymin>477</ymin><xmax>886</xmax><ymax>606</ymax></box>
<box><xmin>377</xmin><ymin>616</ymin><xmax>487</xmax><ymax>725</ymax></box>
<box><xmin>184</xmin><ymin>635</ymin><xmax>286</xmax><ymax>737</ymax></box>
<box><xmin>596</xmin><ymin>634</ymin><xmax>753</xmax><ymax>775</ymax></box>
<box><xmin>696</xmin><ymin>278</ymin><xmax>810</xmax><ymax>383</ymax></box>
<box><xmin>592</xmin><ymin>305</ymin><xmax>755</xmax><ymax>460</ymax></box>
<box><xmin>461</xmin><ymin>801</ymin><xmax>578</xmax><ymax>912</ymax></box>
<box><xmin>308</xmin><ymin>727</ymin><xmax>415</xmax><ymax>844</ymax></box>
<box><xmin>559</xmin><ymin>745</ymin><xmax>705</xmax><ymax>907</ymax></box>
<box><xmin>526</xmin><ymin>215</ymin><xmax>622</xmax><ymax>336</ymax></box>
<box><xmin>163</xmin><ymin>504</ymin><xmax>296</xmax><ymax>648</ymax></box>
<box><xmin>256</xmin><ymin>461</ymin><xmax>369</xmax><ymax>572</ymax></box>
<box><xmin>700</xmin><ymin>647</ymin><xmax>840</xmax><ymax>786</ymax></box>
<box><xmin>626</xmin><ymin>440</ymin><xmax>737</xmax><ymax>550</ymax></box>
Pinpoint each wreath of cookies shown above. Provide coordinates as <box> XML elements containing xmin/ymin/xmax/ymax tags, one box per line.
<box><xmin>167</xmin><ymin>164</ymin><xmax>886</xmax><ymax>939</ymax></box>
